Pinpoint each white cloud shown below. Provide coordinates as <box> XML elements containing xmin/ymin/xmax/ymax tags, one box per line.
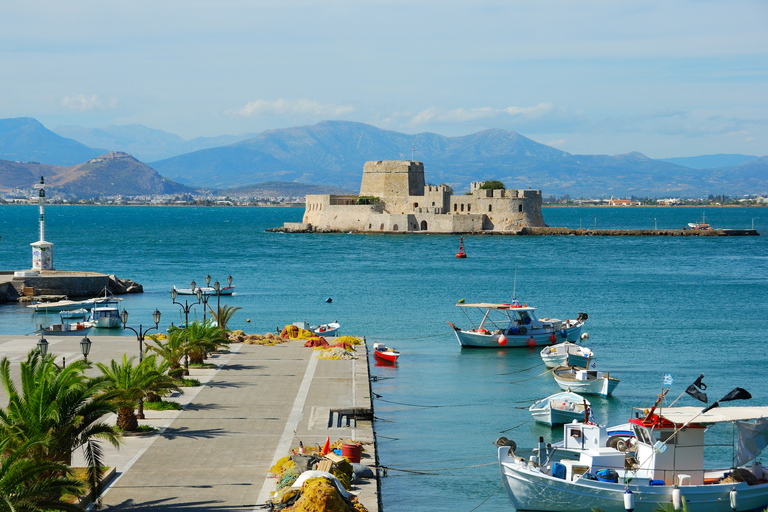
<box><xmin>61</xmin><ymin>94</ymin><xmax>116</xmax><ymax>111</ymax></box>
<box><xmin>410</xmin><ymin>103</ymin><xmax>554</xmax><ymax>125</ymax></box>
<box><xmin>229</xmin><ymin>99</ymin><xmax>354</xmax><ymax>118</ymax></box>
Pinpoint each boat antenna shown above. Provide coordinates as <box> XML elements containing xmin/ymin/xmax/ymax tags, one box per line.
<box><xmin>512</xmin><ymin>266</ymin><xmax>517</xmax><ymax>303</ymax></box>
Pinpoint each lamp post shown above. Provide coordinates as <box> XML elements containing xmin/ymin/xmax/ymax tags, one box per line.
<box><xmin>120</xmin><ymin>308</ymin><xmax>162</xmax><ymax>420</ymax></box>
<box><xmin>171</xmin><ymin>282</ymin><xmax>201</xmax><ymax>376</ymax></box>
<box><xmin>197</xmin><ymin>287</ymin><xmax>211</xmax><ymax>323</ymax></box>
<box><xmin>37</xmin><ymin>332</ymin><xmax>48</xmax><ymax>356</ymax></box>
<box><xmin>80</xmin><ymin>336</ymin><xmax>92</xmax><ymax>362</ymax></box>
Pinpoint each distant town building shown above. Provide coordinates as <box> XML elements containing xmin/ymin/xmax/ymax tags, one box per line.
<box><xmin>608</xmin><ymin>196</ymin><xmax>640</xmax><ymax>206</ymax></box>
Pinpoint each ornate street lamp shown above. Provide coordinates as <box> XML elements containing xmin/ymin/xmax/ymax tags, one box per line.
<box><xmin>80</xmin><ymin>336</ymin><xmax>92</xmax><ymax>362</ymax></box>
<box><xmin>37</xmin><ymin>333</ymin><xmax>48</xmax><ymax>356</ymax></box>
<box><xmin>171</xmin><ymin>287</ymin><xmax>201</xmax><ymax>376</ymax></box>
<box><xmin>121</xmin><ymin>308</ymin><xmax>162</xmax><ymax>420</ymax></box>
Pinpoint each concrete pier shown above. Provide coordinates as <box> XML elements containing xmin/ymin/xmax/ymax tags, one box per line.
<box><xmin>0</xmin><ymin>271</ymin><xmax>143</xmax><ymax>303</ymax></box>
<box><xmin>0</xmin><ymin>335</ymin><xmax>379</xmax><ymax>511</ymax></box>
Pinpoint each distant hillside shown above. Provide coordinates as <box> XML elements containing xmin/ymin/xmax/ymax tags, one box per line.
<box><xmin>0</xmin><ymin>117</ymin><xmax>106</xmax><ymax>165</ymax></box>
<box><xmin>53</xmin><ymin>124</ymin><xmax>256</xmax><ymax>162</ymax></box>
<box><xmin>0</xmin><ymin>152</ymin><xmax>193</xmax><ymax>197</ymax></box>
<box><xmin>152</xmin><ymin>120</ymin><xmax>768</xmax><ymax>197</ymax></box>
<box><xmin>223</xmin><ymin>181</ymin><xmax>355</xmax><ymax>198</ymax></box>
<box><xmin>660</xmin><ymin>154</ymin><xmax>758</xmax><ymax>169</ymax></box>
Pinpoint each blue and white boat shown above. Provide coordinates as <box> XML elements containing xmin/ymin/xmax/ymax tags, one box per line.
<box><xmin>499</xmin><ymin>405</ymin><xmax>768</xmax><ymax>512</ymax></box>
<box><xmin>449</xmin><ymin>299</ymin><xmax>587</xmax><ymax>348</ymax></box>
<box><xmin>529</xmin><ymin>391</ymin><xmax>591</xmax><ymax>426</ymax></box>
<box><xmin>541</xmin><ymin>341</ymin><xmax>593</xmax><ymax>368</ymax></box>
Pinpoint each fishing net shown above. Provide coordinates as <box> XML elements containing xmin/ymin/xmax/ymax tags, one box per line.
<box><xmin>281</xmin><ymin>325</ymin><xmax>316</xmax><ymax>340</ymax></box>
<box><xmin>277</xmin><ymin>466</ymin><xmax>302</xmax><ymax>489</ymax></box>
<box><xmin>304</xmin><ymin>338</ymin><xmax>329</xmax><ymax>348</ymax></box>
<box><xmin>287</xmin><ymin>477</ymin><xmax>368</xmax><ymax>512</ymax></box>
<box><xmin>335</xmin><ymin>336</ymin><xmax>362</xmax><ymax>346</ymax></box>
<box><xmin>269</xmin><ymin>456</ymin><xmax>297</xmax><ymax>477</ymax></box>
<box><xmin>319</xmin><ymin>347</ymin><xmax>357</xmax><ymax>360</ymax></box>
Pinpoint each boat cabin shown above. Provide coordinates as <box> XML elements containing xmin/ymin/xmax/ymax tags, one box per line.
<box><xmin>456</xmin><ymin>302</ymin><xmax>566</xmax><ymax>334</ymax></box>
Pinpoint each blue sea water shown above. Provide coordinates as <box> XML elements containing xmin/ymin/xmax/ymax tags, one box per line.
<box><xmin>0</xmin><ymin>205</ymin><xmax>767</xmax><ymax>511</ymax></box>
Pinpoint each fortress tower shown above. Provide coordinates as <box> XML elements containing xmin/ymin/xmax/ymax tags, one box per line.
<box><xmin>359</xmin><ymin>161</ymin><xmax>425</xmax><ymax>199</ymax></box>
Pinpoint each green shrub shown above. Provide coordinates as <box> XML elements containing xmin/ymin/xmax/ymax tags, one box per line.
<box><xmin>480</xmin><ymin>180</ymin><xmax>505</xmax><ymax>190</ymax></box>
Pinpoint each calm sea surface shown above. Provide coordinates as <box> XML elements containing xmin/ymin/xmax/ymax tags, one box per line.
<box><xmin>1</xmin><ymin>205</ymin><xmax>767</xmax><ymax>511</ymax></box>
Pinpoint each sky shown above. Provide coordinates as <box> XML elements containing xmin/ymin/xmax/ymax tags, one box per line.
<box><xmin>1</xmin><ymin>0</ymin><xmax>767</xmax><ymax>159</ymax></box>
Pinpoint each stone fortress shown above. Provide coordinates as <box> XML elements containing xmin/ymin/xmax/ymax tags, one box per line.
<box><xmin>281</xmin><ymin>160</ymin><xmax>546</xmax><ymax>233</ymax></box>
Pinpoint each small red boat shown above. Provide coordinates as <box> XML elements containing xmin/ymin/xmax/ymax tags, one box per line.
<box><xmin>373</xmin><ymin>342</ymin><xmax>400</xmax><ymax>363</ymax></box>
<box><xmin>456</xmin><ymin>237</ymin><xmax>467</xmax><ymax>258</ymax></box>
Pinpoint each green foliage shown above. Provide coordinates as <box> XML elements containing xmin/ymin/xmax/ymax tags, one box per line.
<box><xmin>142</xmin><ymin>400</ymin><xmax>182</xmax><ymax>411</ymax></box>
<box><xmin>480</xmin><ymin>180</ymin><xmax>505</xmax><ymax>190</ymax></box>
<box><xmin>179</xmin><ymin>378</ymin><xmax>201</xmax><ymax>387</ymax></box>
<box><xmin>0</xmin><ymin>436</ymin><xmax>84</xmax><ymax>512</ymax></box>
<box><xmin>97</xmin><ymin>354</ymin><xmax>180</xmax><ymax>432</ymax></box>
<box><xmin>208</xmin><ymin>304</ymin><xmax>241</xmax><ymax>332</ymax></box>
<box><xmin>356</xmin><ymin>196</ymin><xmax>379</xmax><ymax>205</ymax></box>
<box><xmin>0</xmin><ymin>351</ymin><xmax>119</xmax><ymax>500</ymax></box>
<box><xmin>173</xmin><ymin>320</ymin><xmax>230</xmax><ymax>365</ymax></box>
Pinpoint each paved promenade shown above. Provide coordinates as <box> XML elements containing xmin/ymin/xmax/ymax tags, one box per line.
<box><xmin>0</xmin><ymin>335</ymin><xmax>379</xmax><ymax>512</ymax></box>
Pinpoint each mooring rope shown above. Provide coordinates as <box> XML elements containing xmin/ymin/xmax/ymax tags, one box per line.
<box><xmin>499</xmin><ymin>418</ymin><xmax>530</xmax><ymax>433</ymax></box>
<box><xmin>468</xmin><ymin>484</ymin><xmax>503</xmax><ymax>512</ymax></box>
<box><xmin>373</xmin><ymin>331</ymin><xmax>454</xmax><ymax>341</ymax></box>
<box><xmin>508</xmin><ymin>368</ymin><xmax>550</xmax><ymax>384</ymax></box>
<box><xmin>379</xmin><ymin>461</ymin><xmax>496</xmax><ymax>475</ymax></box>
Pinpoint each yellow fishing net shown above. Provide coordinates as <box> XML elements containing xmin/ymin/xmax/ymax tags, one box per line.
<box><xmin>335</xmin><ymin>336</ymin><xmax>362</xmax><ymax>346</ymax></box>
<box><xmin>268</xmin><ymin>456</ymin><xmax>297</xmax><ymax>478</ymax></box>
<box><xmin>287</xmin><ymin>477</ymin><xmax>368</xmax><ymax>512</ymax></box>
<box><xmin>319</xmin><ymin>347</ymin><xmax>357</xmax><ymax>360</ymax></box>
<box><xmin>281</xmin><ymin>325</ymin><xmax>316</xmax><ymax>340</ymax></box>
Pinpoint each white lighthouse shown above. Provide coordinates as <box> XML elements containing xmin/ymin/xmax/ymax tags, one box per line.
<box><xmin>30</xmin><ymin>176</ymin><xmax>54</xmax><ymax>270</ymax></box>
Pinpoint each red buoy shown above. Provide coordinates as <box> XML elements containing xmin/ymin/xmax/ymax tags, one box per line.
<box><xmin>498</xmin><ymin>335</ymin><xmax>507</xmax><ymax>346</ymax></box>
<box><xmin>527</xmin><ymin>337</ymin><xmax>536</xmax><ymax>347</ymax></box>
<box><xmin>456</xmin><ymin>237</ymin><xmax>467</xmax><ymax>258</ymax></box>
<box><xmin>550</xmin><ymin>333</ymin><xmax>557</xmax><ymax>344</ymax></box>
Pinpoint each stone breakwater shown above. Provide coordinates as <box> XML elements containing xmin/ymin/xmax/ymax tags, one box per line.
<box><xmin>267</xmin><ymin>225</ymin><xmax>759</xmax><ymax>236</ymax></box>
<box><xmin>0</xmin><ymin>271</ymin><xmax>143</xmax><ymax>303</ymax></box>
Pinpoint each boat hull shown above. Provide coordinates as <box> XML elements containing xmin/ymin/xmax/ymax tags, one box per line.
<box><xmin>499</xmin><ymin>448</ymin><xmax>768</xmax><ymax>512</ymax></box>
<box><xmin>530</xmin><ymin>408</ymin><xmax>585</xmax><ymax>427</ymax></box>
<box><xmin>552</xmin><ymin>369</ymin><xmax>619</xmax><ymax>397</ymax></box>
<box><xmin>41</xmin><ymin>324</ymin><xmax>92</xmax><ymax>336</ymax></box>
<box><xmin>540</xmin><ymin>342</ymin><xmax>592</xmax><ymax>368</ymax></box>
<box><xmin>374</xmin><ymin>350</ymin><xmax>399</xmax><ymax>363</ymax></box>
<box><xmin>174</xmin><ymin>286</ymin><xmax>234</xmax><ymax>296</ymax></box>
<box><xmin>92</xmin><ymin>316</ymin><xmax>121</xmax><ymax>329</ymax></box>
<box><xmin>455</xmin><ymin>324</ymin><xmax>584</xmax><ymax>348</ymax></box>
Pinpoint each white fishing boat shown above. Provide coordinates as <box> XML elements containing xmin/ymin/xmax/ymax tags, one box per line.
<box><xmin>529</xmin><ymin>391</ymin><xmax>590</xmax><ymax>426</ymax></box>
<box><xmin>28</xmin><ymin>299</ymin><xmax>94</xmax><ymax>313</ymax></box>
<box><xmin>541</xmin><ymin>341</ymin><xmax>594</xmax><ymax>368</ymax></box>
<box><xmin>552</xmin><ymin>361</ymin><xmax>620</xmax><ymax>397</ymax></box>
<box><xmin>448</xmin><ymin>299</ymin><xmax>588</xmax><ymax>348</ymax></box>
<box><xmin>499</xmin><ymin>404</ymin><xmax>768</xmax><ymax>512</ymax></box>
<box><xmin>59</xmin><ymin>308</ymin><xmax>89</xmax><ymax>320</ymax></box>
<box><xmin>173</xmin><ymin>285</ymin><xmax>234</xmax><ymax>296</ymax></box>
<box><xmin>312</xmin><ymin>322</ymin><xmax>340</xmax><ymax>337</ymax></box>
<box><xmin>90</xmin><ymin>299</ymin><xmax>121</xmax><ymax>328</ymax></box>
<box><xmin>292</xmin><ymin>320</ymin><xmax>340</xmax><ymax>337</ymax></box>
<box><xmin>40</xmin><ymin>322</ymin><xmax>92</xmax><ymax>336</ymax></box>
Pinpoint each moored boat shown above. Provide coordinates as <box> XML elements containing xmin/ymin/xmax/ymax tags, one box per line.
<box><xmin>373</xmin><ymin>342</ymin><xmax>400</xmax><ymax>363</ymax></box>
<box><xmin>540</xmin><ymin>340</ymin><xmax>593</xmax><ymax>368</ymax></box>
<box><xmin>552</xmin><ymin>362</ymin><xmax>620</xmax><ymax>397</ymax></box>
<box><xmin>312</xmin><ymin>322</ymin><xmax>340</xmax><ymax>337</ymax></box>
<box><xmin>449</xmin><ymin>299</ymin><xmax>587</xmax><ymax>348</ymax></box>
<box><xmin>58</xmin><ymin>308</ymin><xmax>89</xmax><ymax>320</ymax></box>
<box><xmin>499</xmin><ymin>403</ymin><xmax>768</xmax><ymax>512</ymax></box>
<box><xmin>90</xmin><ymin>300</ymin><xmax>121</xmax><ymax>328</ymax></box>
<box><xmin>28</xmin><ymin>299</ymin><xmax>94</xmax><ymax>313</ymax></box>
<box><xmin>39</xmin><ymin>322</ymin><xmax>92</xmax><ymax>336</ymax></box>
<box><xmin>173</xmin><ymin>285</ymin><xmax>234</xmax><ymax>296</ymax></box>
<box><xmin>529</xmin><ymin>391</ymin><xmax>590</xmax><ymax>426</ymax></box>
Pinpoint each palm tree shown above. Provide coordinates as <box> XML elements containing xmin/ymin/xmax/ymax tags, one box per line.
<box><xmin>97</xmin><ymin>354</ymin><xmax>181</xmax><ymax>432</ymax></box>
<box><xmin>208</xmin><ymin>304</ymin><xmax>241</xmax><ymax>331</ymax></box>
<box><xmin>147</xmin><ymin>334</ymin><xmax>185</xmax><ymax>379</ymax></box>
<box><xmin>0</xmin><ymin>436</ymin><xmax>84</xmax><ymax>512</ymax></box>
<box><xmin>0</xmin><ymin>351</ymin><xmax>119</xmax><ymax>500</ymax></box>
<box><xmin>170</xmin><ymin>321</ymin><xmax>230</xmax><ymax>369</ymax></box>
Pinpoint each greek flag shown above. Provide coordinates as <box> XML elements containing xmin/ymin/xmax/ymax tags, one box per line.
<box><xmin>662</xmin><ymin>373</ymin><xmax>674</xmax><ymax>386</ymax></box>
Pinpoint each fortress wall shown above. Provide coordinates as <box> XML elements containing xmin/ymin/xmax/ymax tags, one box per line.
<box><xmin>304</xmin><ymin>204</ymin><xmax>375</xmax><ymax>232</ymax></box>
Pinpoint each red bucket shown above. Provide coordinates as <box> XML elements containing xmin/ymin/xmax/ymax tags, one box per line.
<box><xmin>341</xmin><ymin>443</ymin><xmax>361</xmax><ymax>463</ymax></box>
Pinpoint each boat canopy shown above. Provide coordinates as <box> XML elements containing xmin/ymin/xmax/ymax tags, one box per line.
<box><xmin>455</xmin><ymin>302</ymin><xmax>536</xmax><ymax>311</ymax></box>
<box><xmin>642</xmin><ymin>406</ymin><xmax>768</xmax><ymax>426</ymax></box>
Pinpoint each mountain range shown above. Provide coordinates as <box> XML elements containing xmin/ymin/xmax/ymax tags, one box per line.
<box><xmin>1</xmin><ymin>117</ymin><xmax>766</xmax><ymax>199</ymax></box>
